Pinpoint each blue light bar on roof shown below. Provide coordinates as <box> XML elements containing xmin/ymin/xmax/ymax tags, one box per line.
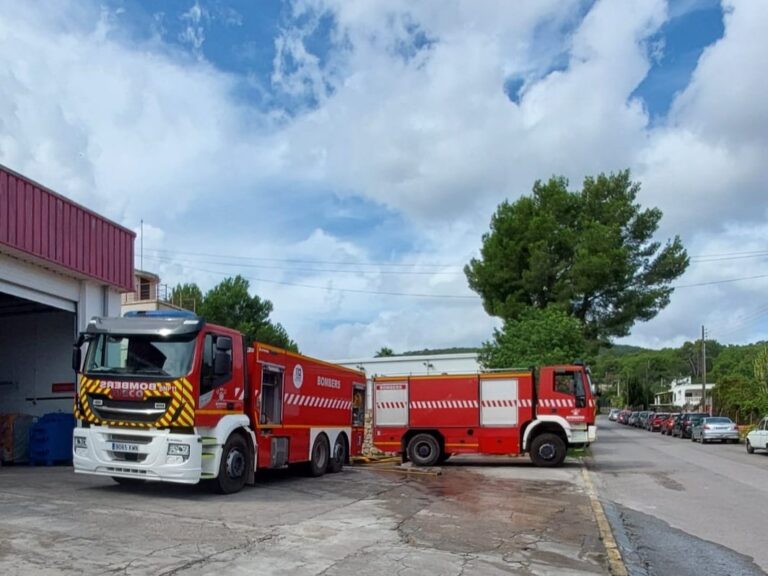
<box><xmin>123</xmin><ymin>310</ymin><xmax>199</xmax><ymax>319</ymax></box>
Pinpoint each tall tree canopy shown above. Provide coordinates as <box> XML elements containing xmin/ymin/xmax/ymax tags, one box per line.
<box><xmin>169</xmin><ymin>283</ymin><xmax>203</xmax><ymax>312</ymax></box>
<box><xmin>465</xmin><ymin>171</ymin><xmax>689</xmax><ymax>345</ymax></box>
<box><xmin>171</xmin><ymin>276</ymin><xmax>298</xmax><ymax>351</ymax></box>
<box><xmin>479</xmin><ymin>307</ymin><xmax>587</xmax><ymax>369</ymax></box>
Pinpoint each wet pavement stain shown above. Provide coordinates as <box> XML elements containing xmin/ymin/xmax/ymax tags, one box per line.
<box><xmin>378</xmin><ymin>466</ymin><xmax>608</xmax><ymax>574</ymax></box>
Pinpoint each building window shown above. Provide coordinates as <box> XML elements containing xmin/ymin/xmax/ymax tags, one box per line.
<box><xmin>139</xmin><ymin>278</ymin><xmax>151</xmax><ymax>300</ymax></box>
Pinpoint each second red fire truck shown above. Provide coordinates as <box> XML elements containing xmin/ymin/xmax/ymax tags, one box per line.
<box><xmin>72</xmin><ymin>312</ymin><xmax>366</xmax><ymax>493</ymax></box>
<box><xmin>372</xmin><ymin>364</ymin><xmax>597</xmax><ymax>467</ymax></box>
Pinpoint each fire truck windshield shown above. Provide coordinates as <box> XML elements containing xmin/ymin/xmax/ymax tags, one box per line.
<box><xmin>84</xmin><ymin>333</ymin><xmax>196</xmax><ymax>379</ymax></box>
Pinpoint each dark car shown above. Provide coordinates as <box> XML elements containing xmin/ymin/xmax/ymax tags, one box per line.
<box><xmin>672</xmin><ymin>413</ymin><xmax>708</xmax><ymax>438</ymax></box>
<box><xmin>683</xmin><ymin>414</ymin><xmax>706</xmax><ymax>439</ymax></box>
<box><xmin>634</xmin><ymin>411</ymin><xmax>648</xmax><ymax>428</ymax></box>
<box><xmin>618</xmin><ymin>410</ymin><xmax>630</xmax><ymax>424</ymax></box>
<box><xmin>649</xmin><ymin>412</ymin><xmax>669</xmax><ymax>432</ymax></box>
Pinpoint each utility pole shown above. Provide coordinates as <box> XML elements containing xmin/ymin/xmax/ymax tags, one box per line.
<box><xmin>701</xmin><ymin>325</ymin><xmax>707</xmax><ymax>414</ymax></box>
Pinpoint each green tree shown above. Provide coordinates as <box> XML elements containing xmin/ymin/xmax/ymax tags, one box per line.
<box><xmin>465</xmin><ymin>171</ymin><xmax>689</xmax><ymax>346</ymax></box>
<box><xmin>200</xmin><ymin>275</ymin><xmax>298</xmax><ymax>351</ymax></box>
<box><xmin>170</xmin><ymin>282</ymin><xmax>204</xmax><ymax>312</ymax></box>
<box><xmin>479</xmin><ymin>307</ymin><xmax>587</xmax><ymax>369</ymax></box>
<box><xmin>375</xmin><ymin>347</ymin><xmax>395</xmax><ymax>357</ymax></box>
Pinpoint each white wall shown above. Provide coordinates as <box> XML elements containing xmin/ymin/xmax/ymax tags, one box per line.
<box><xmin>0</xmin><ymin>310</ymin><xmax>76</xmax><ymax>416</ymax></box>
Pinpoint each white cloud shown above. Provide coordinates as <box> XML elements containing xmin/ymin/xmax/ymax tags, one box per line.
<box><xmin>1</xmin><ymin>0</ymin><xmax>767</xmax><ymax>357</ymax></box>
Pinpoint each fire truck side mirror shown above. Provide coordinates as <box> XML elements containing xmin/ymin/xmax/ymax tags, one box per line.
<box><xmin>72</xmin><ymin>333</ymin><xmax>86</xmax><ymax>372</ymax></box>
<box><xmin>72</xmin><ymin>346</ymin><xmax>82</xmax><ymax>372</ymax></box>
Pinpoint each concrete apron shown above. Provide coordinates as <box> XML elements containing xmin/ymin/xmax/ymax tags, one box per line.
<box><xmin>0</xmin><ymin>457</ymin><xmax>610</xmax><ymax>576</ymax></box>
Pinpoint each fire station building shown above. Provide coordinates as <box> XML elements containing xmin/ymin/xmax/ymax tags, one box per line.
<box><xmin>0</xmin><ymin>164</ymin><xmax>134</xmax><ymax>418</ymax></box>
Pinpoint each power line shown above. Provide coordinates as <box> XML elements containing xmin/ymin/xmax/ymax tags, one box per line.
<box><xmin>142</xmin><ymin>247</ymin><xmax>463</xmax><ymax>269</ymax></box>
<box><xmin>710</xmin><ymin>302</ymin><xmax>768</xmax><ymax>339</ymax></box>
<box><xmin>671</xmin><ymin>274</ymin><xmax>768</xmax><ymax>289</ymax></box>
<box><xmin>143</xmin><ymin>256</ymin><xmax>480</xmax><ymax>300</ymax></box>
<box><xmin>143</xmin><ymin>254</ymin><xmax>462</xmax><ymax>276</ymax></box>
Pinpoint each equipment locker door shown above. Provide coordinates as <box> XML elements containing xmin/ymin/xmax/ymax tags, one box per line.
<box><xmin>374</xmin><ymin>381</ymin><xmax>408</xmax><ymax>427</ymax></box>
<box><xmin>479</xmin><ymin>378</ymin><xmax>518</xmax><ymax>426</ymax></box>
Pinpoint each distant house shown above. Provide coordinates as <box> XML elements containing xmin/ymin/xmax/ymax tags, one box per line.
<box><xmin>120</xmin><ymin>270</ymin><xmax>187</xmax><ymax>315</ymax></box>
<box><xmin>654</xmin><ymin>376</ymin><xmax>715</xmax><ymax>410</ymax></box>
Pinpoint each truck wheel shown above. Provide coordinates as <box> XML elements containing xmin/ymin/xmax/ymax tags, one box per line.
<box><xmin>309</xmin><ymin>434</ymin><xmax>330</xmax><ymax>477</ymax></box>
<box><xmin>328</xmin><ymin>435</ymin><xmax>347</xmax><ymax>474</ymax></box>
<box><xmin>407</xmin><ymin>433</ymin><xmax>441</xmax><ymax>467</ymax></box>
<box><xmin>214</xmin><ymin>434</ymin><xmax>249</xmax><ymax>494</ymax></box>
<box><xmin>529</xmin><ymin>433</ymin><xmax>566</xmax><ymax>467</ymax></box>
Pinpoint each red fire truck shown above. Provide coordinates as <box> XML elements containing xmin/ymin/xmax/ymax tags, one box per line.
<box><xmin>372</xmin><ymin>364</ymin><xmax>597</xmax><ymax>467</ymax></box>
<box><xmin>72</xmin><ymin>312</ymin><xmax>366</xmax><ymax>493</ymax></box>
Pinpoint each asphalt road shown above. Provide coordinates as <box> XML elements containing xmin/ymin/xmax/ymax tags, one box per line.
<box><xmin>0</xmin><ymin>457</ymin><xmax>607</xmax><ymax>575</ymax></box>
<box><xmin>590</xmin><ymin>416</ymin><xmax>768</xmax><ymax>575</ymax></box>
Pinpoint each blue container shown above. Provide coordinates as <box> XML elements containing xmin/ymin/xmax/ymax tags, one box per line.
<box><xmin>28</xmin><ymin>413</ymin><xmax>75</xmax><ymax>466</ymax></box>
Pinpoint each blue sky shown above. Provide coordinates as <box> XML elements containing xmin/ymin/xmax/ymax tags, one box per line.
<box><xmin>1</xmin><ymin>0</ymin><xmax>767</xmax><ymax>357</ymax></box>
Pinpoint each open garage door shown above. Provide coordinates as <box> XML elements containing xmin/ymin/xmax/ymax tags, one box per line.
<box><xmin>0</xmin><ymin>292</ymin><xmax>77</xmax><ymax>418</ymax></box>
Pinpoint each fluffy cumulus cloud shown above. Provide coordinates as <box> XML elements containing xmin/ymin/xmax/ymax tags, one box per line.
<box><xmin>0</xmin><ymin>0</ymin><xmax>766</xmax><ymax>356</ymax></box>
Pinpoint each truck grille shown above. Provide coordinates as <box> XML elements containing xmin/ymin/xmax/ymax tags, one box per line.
<box><xmin>88</xmin><ymin>394</ymin><xmax>171</xmax><ymax>424</ymax></box>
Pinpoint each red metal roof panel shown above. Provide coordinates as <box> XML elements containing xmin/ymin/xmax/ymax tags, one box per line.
<box><xmin>0</xmin><ymin>164</ymin><xmax>135</xmax><ymax>291</ymax></box>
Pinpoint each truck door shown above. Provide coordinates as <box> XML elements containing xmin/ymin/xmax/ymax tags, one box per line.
<box><xmin>479</xmin><ymin>377</ymin><xmax>519</xmax><ymax>427</ymax></box>
<box><xmin>260</xmin><ymin>367</ymin><xmax>283</xmax><ymax>425</ymax></box>
<box><xmin>543</xmin><ymin>369</ymin><xmax>590</xmax><ymax>422</ymax></box>
<box><xmin>374</xmin><ymin>380</ymin><xmax>408</xmax><ymax>427</ymax></box>
<box><xmin>197</xmin><ymin>331</ymin><xmax>244</xmax><ymax>424</ymax></box>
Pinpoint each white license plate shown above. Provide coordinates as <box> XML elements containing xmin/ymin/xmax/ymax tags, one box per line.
<box><xmin>112</xmin><ymin>442</ymin><xmax>140</xmax><ymax>453</ymax></box>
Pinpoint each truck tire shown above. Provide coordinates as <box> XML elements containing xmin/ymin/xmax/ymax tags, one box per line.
<box><xmin>328</xmin><ymin>435</ymin><xmax>347</xmax><ymax>474</ymax></box>
<box><xmin>529</xmin><ymin>433</ymin><xmax>567</xmax><ymax>467</ymax></box>
<box><xmin>407</xmin><ymin>433</ymin><xmax>441</xmax><ymax>467</ymax></box>
<box><xmin>214</xmin><ymin>433</ymin><xmax>249</xmax><ymax>494</ymax></box>
<box><xmin>309</xmin><ymin>434</ymin><xmax>330</xmax><ymax>477</ymax></box>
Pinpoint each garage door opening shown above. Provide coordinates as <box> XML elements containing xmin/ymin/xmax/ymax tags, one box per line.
<box><xmin>0</xmin><ymin>292</ymin><xmax>76</xmax><ymax>464</ymax></box>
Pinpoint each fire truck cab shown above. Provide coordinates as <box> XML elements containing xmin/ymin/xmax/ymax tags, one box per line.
<box><xmin>373</xmin><ymin>364</ymin><xmax>597</xmax><ymax>467</ymax></box>
<box><xmin>72</xmin><ymin>312</ymin><xmax>365</xmax><ymax>493</ymax></box>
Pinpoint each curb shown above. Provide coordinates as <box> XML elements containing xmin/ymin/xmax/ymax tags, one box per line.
<box><xmin>581</xmin><ymin>466</ymin><xmax>629</xmax><ymax>576</ymax></box>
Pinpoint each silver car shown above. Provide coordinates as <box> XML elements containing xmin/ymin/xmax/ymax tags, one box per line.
<box><xmin>692</xmin><ymin>416</ymin><xmax>740</xmax><ymax>444</ymax></box>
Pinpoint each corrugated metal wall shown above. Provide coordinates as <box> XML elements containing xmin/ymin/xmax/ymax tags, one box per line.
<box><xmin>0</xmin><ymin>165</ymin><xmax>134</xmax><ymax>291</ymax></box>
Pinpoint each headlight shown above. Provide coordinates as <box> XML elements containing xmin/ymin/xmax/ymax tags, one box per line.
<box><xmin>167</xmin><ymin>444</ymin><xmax>190</xmax><ymax>457</ymax></box>
<box><xmin>74</xmin><ymin>436</ymin><xmax>87</xmax><ymax>449</ymax></box>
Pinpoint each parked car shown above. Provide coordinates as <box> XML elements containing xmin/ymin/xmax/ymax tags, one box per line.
<box><xmin>639</xmin><ymin>411</ymin><xmax>653</xmax><ymax>430</ymax></box>
<box><xmin>672</xmin><ymin>413</ymin><xmax>708</xmax><ymax>438</ymax></box>
<box><xmin>746</xmin><ymin>416</ymin><xmax>768</xmax><ymax>454</ymax></box>
<box><xmin>649</xmin><ymin>412</ymin><xmax>669</xmax><ymax>432</ymax></box>
<box><xmin>660</xmin><ymin>413</ymin><xmax>679</xmax><ymax>435</ymax></box>
<box><xmin>618</xmin><ymin>410</ymin><xmax>630</xmax><ymax>424</ymax></box>
<box><xmin>608</xmin><ymin>408</ymin><xmax>621</xmax><ymax>421</ymax></box>
<box><xmin>692</xmin><ymin>416</ymin><xmax>740</xmax><ymax>444</ymax></box>
<box><xmin>628</xmin><ymin>411</ymin><xmax>641</xmax><ymax>427</ymax></box>
<box><xmin>683</xmin><ymin>414</ymin><xmax>706</xmax><ymax>439</ymax></box>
